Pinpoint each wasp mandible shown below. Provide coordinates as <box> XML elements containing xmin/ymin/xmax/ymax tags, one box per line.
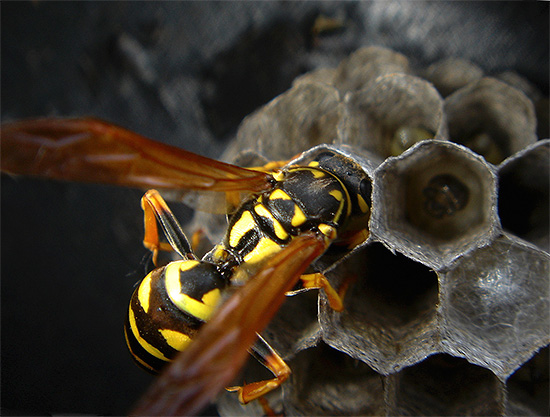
<box><xmin>1</xmin><ymin>118</ymin><xmax>371</xmax><ymax>415</ymax></box>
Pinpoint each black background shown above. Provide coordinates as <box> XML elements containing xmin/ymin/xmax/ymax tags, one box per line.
<box><xmin>1</xmin><ymin>2</ymin><xmax>548</xmax><ymax>415</ymax></box>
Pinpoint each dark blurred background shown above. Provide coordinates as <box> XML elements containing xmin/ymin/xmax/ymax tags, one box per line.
<box><xmin>1</xmin><ymin>2</ymin><xmax>548</xmax><ymax>415</ymax></box>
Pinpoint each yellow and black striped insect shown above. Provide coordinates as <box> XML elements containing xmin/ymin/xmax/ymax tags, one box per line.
<box><xmin>1</xmin><ymin>118</ymin><xmax>371</xmax><ymax>415</ymax></box>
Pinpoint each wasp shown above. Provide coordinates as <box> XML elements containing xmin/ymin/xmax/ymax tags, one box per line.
<box><xmin>1</xmin><ymin>118</ymin><xmax>371</xmax><ymax>415</ymax></box>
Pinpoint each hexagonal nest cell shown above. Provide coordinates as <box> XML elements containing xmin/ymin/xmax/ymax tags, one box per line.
<box><xmin>197</xmin><ymin>46</ymin><xmax>549</xmax><ymax>416</ymax></box>
<box><xmin>371</xmin><ymin>140</ymin><xmax>498</xmax><ymax>269</ymax></box>
<box><xmin>498</xmin><ymin>140</ymin><xmax>549</xmax><ymax>252</ymax></box>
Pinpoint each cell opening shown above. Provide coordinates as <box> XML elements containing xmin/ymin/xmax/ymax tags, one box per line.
<box><xmin>262</xmin><ymin>288</ymin><xmax>320</xmax><ymax>357</ymax></box>
<box><xmin>341</xmin><ymin>73</ymin><xmax>446</xmax><ymax>160</ymax></box>
<box><xmin>287</xmin><ymin>342</ymin><xmax>384</xmax><ymax>416</ymax></box>
<box><xmin>345</xmin><ymin>243</ymin><xmax>438</xmax><ymax>330</ymax></box>
<box><xmin>445</xmin><ymin>78</ymin><xmax>537</xmax><ymax>165</ymax></box>
<box><xmin>451</xmin><ymin>126</ymin><xmax>509</xmax><ymax>166</ymax></box>
<box><xmin>498</xmin><ymin>143</ymin><xmax>549</xmax><ymax>252</ymax></box>
<box><xmin>386</xmin><ymin>125</ymin><xmax>435</xmax><ymax>156</ymax></box>
<box><xmin>404</xmin><ymin>156</ymin><xmax>489</xmax><ymax>242</ymax></box>
<box><xmin>390</xmin><ymin>353</ymin><xmax>504</xmax><ymax>416</ymax></box>
<box><xmin>422</xmin><ymin>173</ymin><xmax>470</xmax><ymax>219</ymax></box>
<box><xmin>506</xmin><ymin>345</ymin><xmax>549</xmax><ymax>416</ymax></box>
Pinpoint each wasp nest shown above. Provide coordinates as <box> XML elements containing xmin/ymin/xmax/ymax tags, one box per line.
<box><xmin>194</xmin><ymin>46</ymin><xmax>549</xmax><ymax>416</ymax></box>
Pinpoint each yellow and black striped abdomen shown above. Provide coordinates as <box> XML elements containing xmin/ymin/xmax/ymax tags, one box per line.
<box><xmin>124</xmin><ymin>260</ymin><xmax>227</xmax><ymax>373</ymax></box>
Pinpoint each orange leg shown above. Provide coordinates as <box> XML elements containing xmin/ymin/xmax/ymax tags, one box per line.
<box><xmin>224</xmin><ymin>191</ymin><xmax>246</xmax><ymax>214</ymax></box>
<box><xmin>257</xmin><ymin>396</ymin><xmax>281</xmax><ymax>417</ymax></box>
<box><xmin>285</xmin><ymin>273</ymin><xmax>346</xmax><ymax>312</ymax></box>
<box><xmin>141</xmin><ymin>189</ymin><xmax>195</xmax><ymax>265</ymax></box>
<box><xmin>286</xmin><ymin>231</ymin><xmax>364</xmax><ymax>313</ymax></box>
<box><xmin>226</xmin><ymin>334</ymin><xmax>290</xmax><ymax>405</ymax></box>
<box><xmin>345</xmin><ymin>228</ymin><xmax>370</xmax><ymax>249</ymax></box>
<box><xmin>335</xmin><ymin>228</ymin><xmax>370</xmax><ymax>250</ymax></box>
<box><xmin>335</xmin><ymin>273</ymin><xmax>357</xmax><ymax>306</ymax></box>
<box><xmin>190</xmin><ymin>228</ymin><xmax>206</xmax><ymax>253</ymax></box>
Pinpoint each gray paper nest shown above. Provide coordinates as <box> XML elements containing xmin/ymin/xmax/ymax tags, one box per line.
<box><xmin>190</xmin><ymin>46</ymin><xmax>549</xmax><ymax>417</ymax></box>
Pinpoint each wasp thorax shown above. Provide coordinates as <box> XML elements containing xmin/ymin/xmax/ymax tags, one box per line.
<box><xmin>268</xmin><ymin>167</ymin><xmax>351</xmax><ymax>231</ymax></box>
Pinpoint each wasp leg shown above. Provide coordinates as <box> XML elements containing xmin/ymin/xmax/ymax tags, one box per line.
<box><xmin>336</xmin><ymin>228</ymin><xmax>370</xmax><ymax>250</ymax></box>
<box><xmin>224</xmin><ymin>191</ymin><xmax>246</xmax><ymax>214</ymax></box>
<box><xmin>285</xmin><ymin>273</ymin><xmax>345</xmax><ymax>312</ymax></box>
<box><xmin>190</xmin><ymin>228</ymin><xmax>206</xmax><ymax>252</ymax></box>
<box><xmin>226</xmin><ymin>334</ymin><xmax>290</xmax><ymax>405</ymax></box>
<box><xmin>257</xmin><ymin>396</ymin><xmax>281</xmax><ymax>417</ymax></box>
<box><xmin>141</xmin><ymin>189</ymin><xmax>195</xmax><ymax>265</ymax></box>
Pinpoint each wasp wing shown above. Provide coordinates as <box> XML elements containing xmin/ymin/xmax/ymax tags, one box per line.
<box><xmin>0</xmin><ymin>118</ymin><xmax>272</xmax><ymax>193</ymax></box>
<box><xmin>130</xmin><ymin>232</ymin><xmax>329</xmax><ymax>416</ymax></box>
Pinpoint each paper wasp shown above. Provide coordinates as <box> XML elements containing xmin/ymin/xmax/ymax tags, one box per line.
<box><xmin>1</xmin><ymin>118</ymin><xmax>371</xmax><ymax>415</ymax></box>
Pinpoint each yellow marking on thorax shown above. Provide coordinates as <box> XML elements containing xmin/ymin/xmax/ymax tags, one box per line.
<box><xmin>269</xmin><ymin>188</ymin><xmax>307</xmax><ymax>227</ymax></box>
<box><xmin>269</xmin><ymin>188</ymin><xmax>292</xmax><ymax>200</ymax></box>
<box><xmin>159</xmin><ymin>328</ymin><xmax>192</xmax><ymax>352</ymax></box>
<box><xmin>329</xmin><ymin>189</ymin><xmax>343</xmax><ymax>201</ymax></box>
<box><xmin>254</xmin><ymin>203</ymin><xmax>271</xmax><ymax>219</ymax></box>
<box><xmin>329</xmin><ymin>189</ymin><xmax>347</xmax><ymax>223</ymax></box>
<box><xmin>243</xmin><ymin>236</ymin><xmax>282</xmax><ymax>265</ymax></box>
<box><xmin>291</xmin><ymin>204</ymin><xmax>307</xmax><ymax>227</ymax></box>
<box><xmin>308</xmin><ymin>160</ymin><xmax>320</xmax><ymax>167</ymax></box>
<box><xmin>137</xmin><ymin>271</ymin><xmax>154</xmax><ymax>313</ymax></box>
<box><xmin>128</xmin><ymin>305</ymin><xmax>170</xmax><ymax>362</ymax></box>
<box><xmin>229</xmin><ymin>210</ymin><xmax>256</xmax><ymax>248</ymax></box>
<box><xmin>358</xmin><ymin>194</ymin><xmax>370</xmax><ymax>213</ymax></box>
<box><xmin>254</xmin><ymin>203</ymin><xmax>289</xmax><ymax>240</ymax></box>
<box><xmin>272</xmin><ymin>171</ymin><xmax>285</xmax><ymax>181</ymax></box>
<box><xmin>164</xmin><ymin>261</ymin><xmax>221</xmax><ymax>321</ymax></box>
<box><xmin>311</xmin><ymin>169</ymin><xmax>326</xmax><ymax>178</ymax></box>
<box><xmin>329</xmin><ymin>175</ymin><xmax>353</xmax><ymax>220</ymax></box>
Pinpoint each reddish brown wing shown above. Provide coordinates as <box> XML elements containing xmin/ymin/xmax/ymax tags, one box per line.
<box><xmin>0</xmin><ymin>118</ymin><xmax>272</xmax><ymax>193</ymax></box>
<box><xmin>130</xmin><ymin>232</ymin><xmax>329</xmax><ymax>416</ymax></box>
